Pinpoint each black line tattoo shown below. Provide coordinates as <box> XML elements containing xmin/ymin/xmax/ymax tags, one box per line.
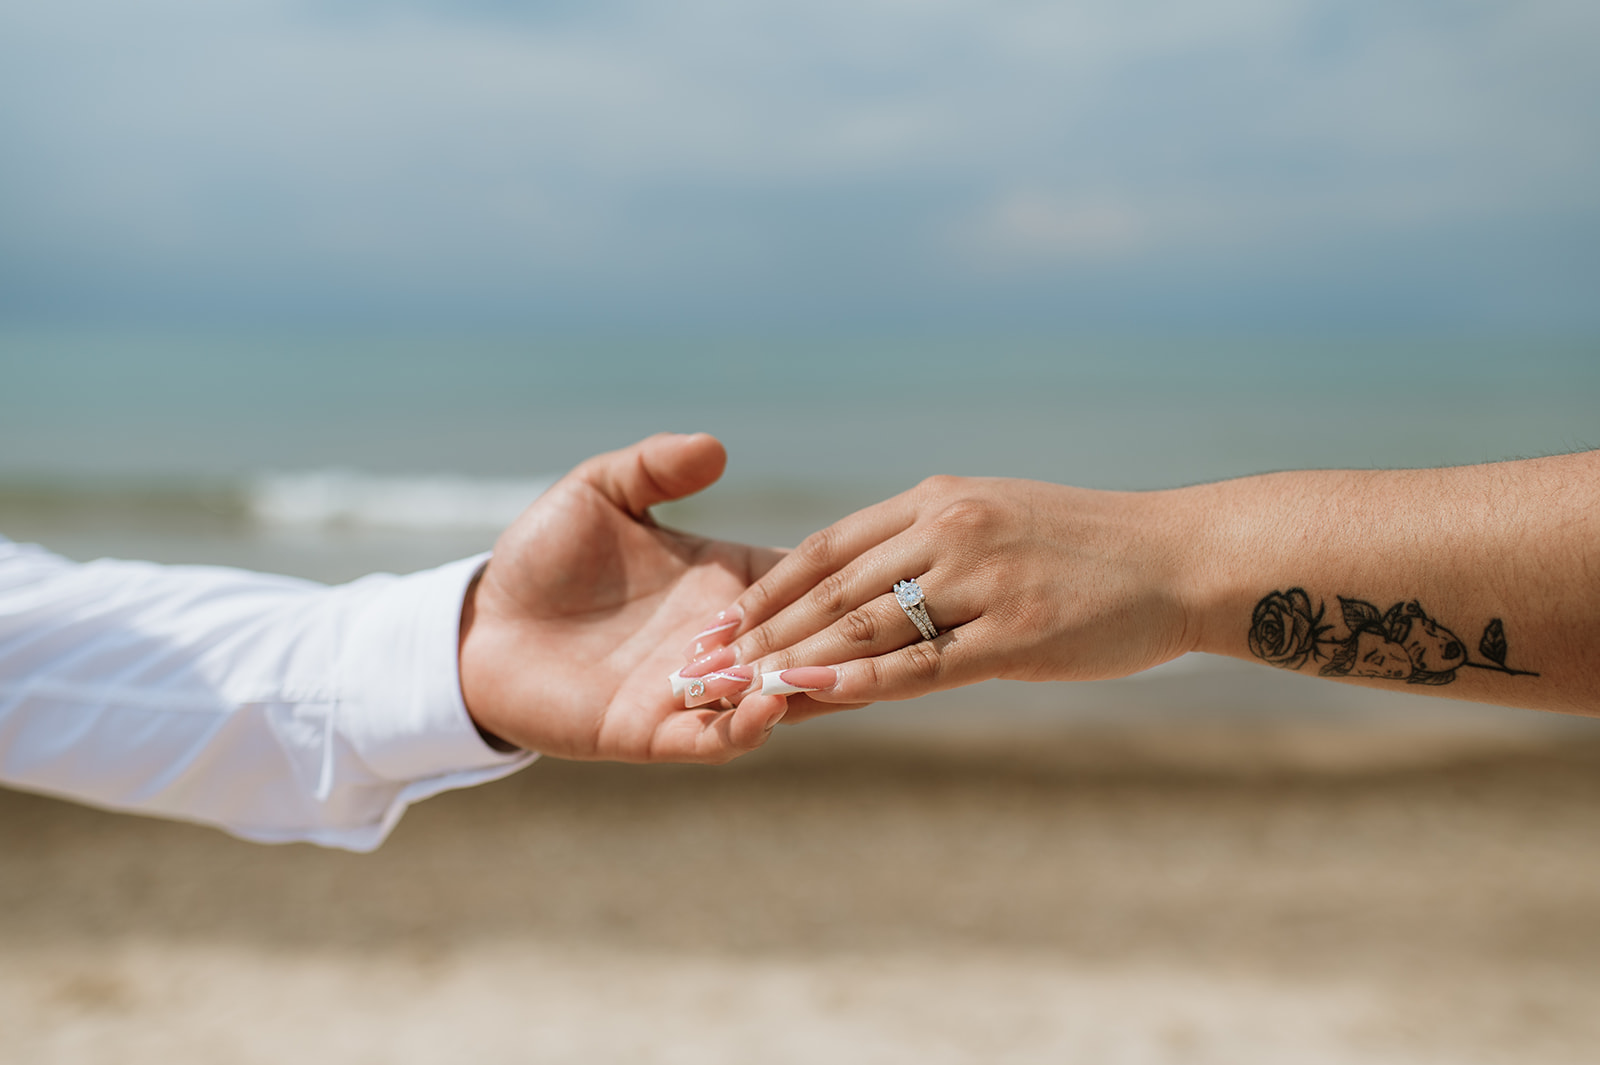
<box><xmin>1248</xmin><ymin>588</ymin><xmax>1538</xmax><ymax>685</ymax></box>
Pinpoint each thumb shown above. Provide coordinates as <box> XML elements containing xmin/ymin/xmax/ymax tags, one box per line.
<box><xmin>574</xmin><ymin>432</ymin><xmax>728</xmax><ymax>518</ymax></box>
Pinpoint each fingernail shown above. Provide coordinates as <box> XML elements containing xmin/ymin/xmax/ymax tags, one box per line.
<box><xmin>681</xmin><ymin>645</ymin><xmax>737</xmax><ymax>678</ymax></box>
<box><xmin>760</xmin><ymin>667</ymin><xmax>836</xmax><ymax>697</ymax></box>
<box><xmin>684</xmin><ymin>666</ymin><xmax>755</xmax><ymax>709</ymax></box>
<box><xmin>682</xmin><ymin>608</ymin><xmax>743</xmax><ymax>659</ymax></box>
<box><xmin>763</xmin><ymin>704</ymin><xmax>788</xmax><ymax>731</ymax></box>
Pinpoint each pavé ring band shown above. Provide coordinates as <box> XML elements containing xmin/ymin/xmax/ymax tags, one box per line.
<box><xmin>893</xmin><ymin>578</ymin><xmax>938</xmax><ymax>641</ymax></box>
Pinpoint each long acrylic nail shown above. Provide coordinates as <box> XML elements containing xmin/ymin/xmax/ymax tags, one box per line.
<box><xmin>682</xmin><ymin>608</ymin><xmax>743</xmax><ymax>660</ymax></box>
<box><xmin>760</xmin><ymin>667</ymin><xmax>837</xmax><ymax>696</ymax></box>
<box><xmin>684</xmin><ymin>666</ymin><xmax>755</xmax><ymax>709</ymax></box>
<box><xmin>681</xmin><ymin>645</ymin><xmax>737</xmax><ymax>678</ymax></box>
<box><xmin>669</xmin><ymin>645</ymin><xmax>737</xmax><ymax>697</ymax></box>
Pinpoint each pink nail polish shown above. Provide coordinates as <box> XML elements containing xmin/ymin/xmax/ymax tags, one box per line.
<box><xmin>681</xmin><ymin>645</ymin><xmax>737</xmax><ymax>678</ymax></box>
<box><xmin>760</xmin><ymin>667</ymin><xmax>837</xmax><ymax>696</ymax></box>
<box><xmin>684</xmin><ymin>666</ymin><xmax>755</xmax><ymax>709</ymax></box>
<box><xmin>682</xmin><ymin>608</ymin><xmax>743</xmax><ymax>660</ymax></box>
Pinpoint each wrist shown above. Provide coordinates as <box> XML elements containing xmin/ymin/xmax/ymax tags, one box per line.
<box><xmin>457</xmin><ymin>566</ymin><xmax>522</xmax><ymax>753</ymax></box>
<box><xmin>1157</xmin><ymin>479</ymin><xmax>1245</xmax><ymax>660</ymax></box>
<box><xmin>1169</xmin><ymin>469</ymin><xmax>1362</xmax><ymax>661</ymax></box>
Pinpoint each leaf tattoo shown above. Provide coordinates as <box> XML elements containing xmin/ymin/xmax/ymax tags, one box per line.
<box><xmin>1479</xmin><ymin>618</ymin><xmax>1508</xmax><ymax>667</ymax></box>
<box><xmin>1339</xmin><ymin>597</ymin><xmax>1382</xmax><ymax>631</ymax></box>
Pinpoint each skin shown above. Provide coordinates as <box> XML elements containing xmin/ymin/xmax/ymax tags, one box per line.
<box><xmin>700</xmin><ymin>451</ymin><xmax>1600</xmax><ymax>724</ymax></box>
<box><xmin>458</xmin><ymin>432</ymin><xmax>786</xmax><ymax>762</ymax></box>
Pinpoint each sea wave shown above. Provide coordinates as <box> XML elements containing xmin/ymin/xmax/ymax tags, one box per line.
<box><xmin>248</xmin><ymin>471</ymin><xmax>555</xmax><ymax>530</ymax></box>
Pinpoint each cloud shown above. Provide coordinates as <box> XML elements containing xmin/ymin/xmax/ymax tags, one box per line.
<box><xmin>958</xmin><ymin>192</ymin><xmax>1149</xmax><ymax>265</ymax></box>
<box><xmin>0</xmin><ymin>0</ymin><xmax>1597</xmax><ymax>327</ymax></box>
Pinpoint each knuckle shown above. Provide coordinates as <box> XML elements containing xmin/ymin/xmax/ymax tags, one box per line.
<box><xmin>739</xmin><ymin>623</ymin><xmax>777</xmax><ymax>660</ymax></box>
<box><xmin>841</xmin><ymin>605</ymin><xmax>881</xmax><ymax>647</ymax></box>
<box><xmin>902</xmin><ymin>641</ymin><xmax>943</xmax><ymax>685</ymax></box>
<box><xmin>810</xmin><ymin>569</ymin><xmax>853</xmax><ymax>618</ymax></box>
<box><xmin>795</xmin><ymin>526</ymin><xmax>841</xmax><ymax>573</ymax></box>
<box><xmin>740</xmin><ymin>578</ymin><xmax>776</xmax><ymax>619</ymax></box>
<box><xmin>860</xmin><ymin>654</ymin><xmax>887</xmax><ymax>691</ymax></box>
<box><xmin>931</xmin><ymin>496</ymin><xmax>998</xmax><ymax>538</ymax></box>
<box><xmin>755</xmin><ymin>641</ymin><xmax>793</xmax><ymax>671</ymax></box>
<box><xmin>917</xmin><ymin>473</ymin><xmax>962</xmax><ymax>497</ymax></box>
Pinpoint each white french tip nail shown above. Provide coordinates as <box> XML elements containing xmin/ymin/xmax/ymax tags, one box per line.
<box><xmin>670</xmin><ymin>670</ymin><xmax>687</xmax><ymax>697</ymax></box>
<box><xmin>761</xmin><ymin>671</ymin><xmax>822</xmax><ymax>696</ymax></box>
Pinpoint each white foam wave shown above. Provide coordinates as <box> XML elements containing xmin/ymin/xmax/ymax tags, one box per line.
<box><xmin>250</xmin><ymin>471</ymin><xmax>555</xmax><ymax>530</ymax></box>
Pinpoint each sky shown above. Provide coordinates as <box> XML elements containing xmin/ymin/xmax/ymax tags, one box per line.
<box><xmin>1</xmin><ymin>0</ymin><xmax>1597</xmax><ymax>331</ymax></box>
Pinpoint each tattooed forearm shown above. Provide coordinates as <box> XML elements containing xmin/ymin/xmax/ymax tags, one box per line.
<box><xmin>1248</xmin><ymin>589</ymin><xmax>1538</xmax><ymax>686</ymax></box>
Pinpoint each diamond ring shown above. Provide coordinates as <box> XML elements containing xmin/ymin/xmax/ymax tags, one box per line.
<box><xmin>893</xmin><ymin>578</ymin><xmax>938</xmax><ymax>641</ymax></box>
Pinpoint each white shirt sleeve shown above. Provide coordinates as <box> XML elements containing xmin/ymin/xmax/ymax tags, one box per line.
<box><xmin>0</xmin><ymin>536</ymin><xmax>535</xmax><ymax>852</ymax></box>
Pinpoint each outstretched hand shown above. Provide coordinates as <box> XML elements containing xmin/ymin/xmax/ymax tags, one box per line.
<box><xmin>458</xmin><ymin>433</ymin><xmax>787</xmax><ymax>763</ymax></box>
<box><xmin>681</xmin><ymin>475</ymin><xmax>1197</xmax><ymax>722</ymax></box>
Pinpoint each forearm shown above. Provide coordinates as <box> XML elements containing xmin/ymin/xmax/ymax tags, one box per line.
<box><xmin>0</xmin><ymin>541</ymin><xmax>526</xmax><ymax>848</ymax></box>
<box><xmin>1172</xmin><ymin>452</ymin><xmax>1600</xmax><ymax>714</ymax></box>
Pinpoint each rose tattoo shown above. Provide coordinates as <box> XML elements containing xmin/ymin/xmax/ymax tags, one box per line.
<box><xmin>1248</xmin><ymin>589</ymin><xmax>1330</xmax><ymax>670</ymax></box>
<box><xmin>1248</xmin><ymin>590</ymin><xmax>1537</xmax><ymax>685</ymax></box>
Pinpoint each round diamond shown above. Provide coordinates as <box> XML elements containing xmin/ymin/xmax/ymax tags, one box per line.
<box><xmin>896</xmin><ymin>580</ymin><xmax>923</xmax><ymax>608</ymax></box>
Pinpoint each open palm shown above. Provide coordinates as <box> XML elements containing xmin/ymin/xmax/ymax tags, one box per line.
<box><xmin>458</xmin><ymin>434</ymin><xmax>785</xmax><ymax>762</ymax></box>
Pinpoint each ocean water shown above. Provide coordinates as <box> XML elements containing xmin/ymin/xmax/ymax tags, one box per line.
<box><xmin>3</xmin><ymin>329</ymin><xmax>1596</xmax><ymax>569</ymax></box>
<box><xmin>2</xmin><ymin>328</ymin><xmax>1596</xmax><ymax>728</ymax></box>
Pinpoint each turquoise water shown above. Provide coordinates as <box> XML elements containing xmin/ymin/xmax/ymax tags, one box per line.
<box><xmin>5</xmin><ymin>330</ymin><xmax>1596</xmax><ymax>477</ymax></box>
<box><xmin>2</xmin><ymin>329</ymin><xmax>1596</xmax><ymax>579</ymax></box>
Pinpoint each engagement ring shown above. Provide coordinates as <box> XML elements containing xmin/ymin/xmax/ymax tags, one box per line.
<box><xmin>893</xmin><ymin>578</ymin><xmax>938</xmax><ymax>641</ymax></box>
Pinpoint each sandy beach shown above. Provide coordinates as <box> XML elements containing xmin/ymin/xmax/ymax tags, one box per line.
<box><xmin>6</xmin><ymin>686</ymin><xmax>1600</xmax><ymax>1065</ymax></box>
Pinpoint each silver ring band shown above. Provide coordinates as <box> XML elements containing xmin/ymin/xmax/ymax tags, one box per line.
<box><xmin>893</xmin><ymin>578</ymin><xmax>938</xmax><ymax>641</ymax></box>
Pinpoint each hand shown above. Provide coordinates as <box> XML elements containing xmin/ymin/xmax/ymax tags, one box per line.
<box><xmin>459</xmin><ymin>433</ymin><xmax>787</xmax><ymax>762</ymax></box>
<box><xmin>683</xmin><ymin>475</ymin><xmax>1198</xmax><ymax>721</ymax></box>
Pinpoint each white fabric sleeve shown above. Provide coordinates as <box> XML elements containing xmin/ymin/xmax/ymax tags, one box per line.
<box><xmin>0</xmin><ymin>537</ymin><xmax>534</xmax><ymax>851</ymax></box>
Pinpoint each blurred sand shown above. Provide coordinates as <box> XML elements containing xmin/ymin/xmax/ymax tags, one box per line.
<box><xmin>5</xmin><ymin>699</ymin><xmax>1600</xmax><ymax>1065</ymax></box>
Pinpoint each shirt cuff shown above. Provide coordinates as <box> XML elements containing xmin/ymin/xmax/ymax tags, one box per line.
<box><xmin>337</xmin><ymin>553</ymin><xmax>529</xmax><ymax>782</ymax></box>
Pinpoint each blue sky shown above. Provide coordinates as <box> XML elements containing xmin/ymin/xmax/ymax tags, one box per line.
<box><xmin>2</xmin><ymin>0</ymin><xmax>1597</xmax><ymax>330</ymax></box>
